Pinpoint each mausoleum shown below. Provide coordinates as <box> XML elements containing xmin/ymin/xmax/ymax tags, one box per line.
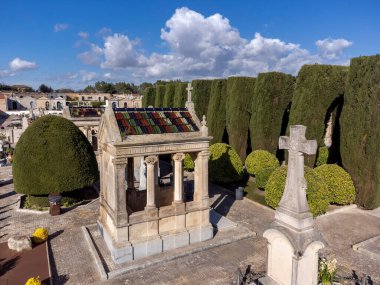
<box><xmin>97</xmin><ymin>86</ymin><xmax>213</xmax><ymax>264</ymax></box>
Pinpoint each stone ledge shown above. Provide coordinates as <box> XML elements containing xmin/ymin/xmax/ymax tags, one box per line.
<box><xmin>84</xmin><ymin>223</ymin><xmax>256</xmax><ymax>280</ymax></box>
<box><xmin>352</xmin><ymin>235</ymin><xmax>380</xmax><ymax>261</ymax></box>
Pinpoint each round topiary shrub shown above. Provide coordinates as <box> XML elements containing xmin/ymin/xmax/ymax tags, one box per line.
<box><xmin>32</xmin><ymin>228</ymin><xmax>48</xmax><ymax>243</ymax></box>
<box><xmin>316</xmin><ymin>146</ymin><xmax>329</xmax><ymax>166</ymax></box>
<box><xmin>184</xmin><ymin>153</ymin><xmax>195</xmax><ymax>172</ymax></box>
<box><xmin>265</xmin><ymin>166</ymin><xmax>330</xmax><ymax>216</ymax></box>
<box><xmin>312</xmin><ymin>164</ymin><xmax>356</xmax><ymax>205</ymax></box>
<box><xmin>13</xmin><ymin>115</ymin><xmax>99</xmax><ymax>200</ymax></box>
<box><xmin>209</xmin><ymin>143</ymin><xmax>243</xmax><ymax>184</ymax></box>
<box><xmin>245</xmin><ymin>150</ymin><xmax>279</xmax><ymax>176</ymax></box>
<box><xmin>256</xmin><ymin>167</ymin><xmax>277</xmax><ymax>189</ymax></box>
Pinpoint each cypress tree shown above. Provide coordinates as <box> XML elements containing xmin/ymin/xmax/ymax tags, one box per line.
<box><xmin>341</xmin><ymin>55</ymin><xmax>380</xmax><ymax>209</ymax></box>
<box><xmin>288</xmin><ymin>64</ymin><xmax>348</xmax><ymax>167</ymax></box>
<box><xmin>143</xmin><ymin>87</ymin><xmax>155</xmax><ymax>107</ymax></box>
<box><xmin>226</xmin><ymin>77</ymin><xmax>256</xmax><ymax>160</ymax></box>
<box><xmin>250</xmin><ymin>72</ymin><xmax>295</xmax><ymax>161</ymax></box>
<box><xmin>162</xmin><ymin>83</ymin><xmax>176</xmax><ymax>108</ymax></box>
<box><xmin>173</xmin><ymin>82</ymin><xmax>188</xmax><ymax>107</ymax></box>
<box><xmin>206</xmin><ymin>79</ymin><xmax>227</xmax><ymax>144</ymax></box>
<box><xmin>192</xmin><ymin>80</ymin><xmax>212</xmax><ymax>119</ymax></box>
<box><xmin>154</xmin><ymin>85</ymin><xmax>166</xmax><ymax>107</ymax></box>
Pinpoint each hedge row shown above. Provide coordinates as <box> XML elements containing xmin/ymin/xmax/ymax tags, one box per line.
<box><xmin>192</xmin><ymin>80</ymin><xmax>212</xmax><ymax>119</ymax></box>
<box><xmin>173</xmin><ymin>82</ymin><xmax>188</xmax><ymax>107</ymax></box>
<box><xmin>162</xmin><ymin>83</ymin><xmax>176</xmax><ymax>108</ymax></box>
<box><xmin>340</xmin><ymin>55</ymin><xmax>380</xmax><ymax>209</ymax></box>
<box><xmin>226</xmin><ymin>77</ymin><xmax>256</xmax><ymax>161</ymax></box>
<box><xmin>250</xmin><ymin>72</ymin><xmax>295</xmax><ymax>160</ymax></box>
<box><xmin>154</xmin><ymin>85</ymin><xmax>166</xmax><ymax>107</ymax></box>
<box><xmin>142</xmin><ymin>87</ymin><xmax>155</xmax><ymax>107</ymax></box>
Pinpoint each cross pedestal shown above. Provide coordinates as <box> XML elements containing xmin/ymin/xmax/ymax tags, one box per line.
<box><xmin>259</xmin><ymin>125</ymin><xmax>325</xmax><ymax>285</ymax></box>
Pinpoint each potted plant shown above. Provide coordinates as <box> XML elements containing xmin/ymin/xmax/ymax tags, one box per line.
<box><xmin>319</xmin><ymin>257</ymin><xmax>338</xmax><ymax>285</ymax></box>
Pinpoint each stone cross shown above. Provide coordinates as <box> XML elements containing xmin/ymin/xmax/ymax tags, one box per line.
<box><xmin>277</xmin><ymin>125</ymin><xmax>317</xmax><ymax>225</ymax></box>
<box><xmin>186</xmin><ymin>82</ymin><xmax>193</xmax><ymax>102</ymax></box>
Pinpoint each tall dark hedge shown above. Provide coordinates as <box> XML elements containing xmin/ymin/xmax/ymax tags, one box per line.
<box><xmin>154</xmin><ymin>85</ymin><xmax>166</xmax><ymax>107</ymax></box>
<box><xmin>288</xmin><ymin>64</ymin><xmax>348</xmax><ymax>167</ymax></box>
<box><xmin>192</xmin><ymin>80</ymin><xmax>212</xmax><ymax>119</ymax></box>
<box><xmin>173</xmin><ymin>82</ymin><xmax>188</xmax><ymax>107</ymax></box>
<box><xmin>162</xmin><ymin>83</ymin><xmax>176</xmax><ymax>108</ymax></box>
<box><xmin>226</xmin><ymin>77</ymin><xmax>256</xmax><ymax>160</ymax></box>
<box><xmin>143</xmin><ymin>87</ymin><xmax>155</xmax><ymax>107</ymax></box>
<box><xmin>206</xmin><ymin>79</ymin><xmax>227</xmax><ymax>144</ymax></box>
<box><xmin>341</xmin><ymin>55</ymin><xmax>380</xmax><ymax>209</ymax></box>
<box><xmin>250</xmin><ymin>72</ymin><xmax>295</xmax><ymax>160</ymax></box>
<box><xmin>13</xmin><ymin>115</ymin><xmax>99</xmax><ymax>195</ymax></box>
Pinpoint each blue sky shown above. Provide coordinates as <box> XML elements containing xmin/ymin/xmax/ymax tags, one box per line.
<box><xmin>1</xmin><ymin>0</ymin><xmax>379</xmax><ymax>90</ymax></box>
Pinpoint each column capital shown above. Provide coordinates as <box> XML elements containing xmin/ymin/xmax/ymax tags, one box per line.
<box><xmin>145</xmin><ymin>155</ymin><xmax>158</xmax><ymax>165</ymax></box>
<box><xmin>198</xmin><ymin>150</ymin><xmax>210</xmax><ymax>159</ymax></box>
<box><xmin>172</xmin><ymin>152</ymin><xmax>185</xmax><ymax>161</ymax></box>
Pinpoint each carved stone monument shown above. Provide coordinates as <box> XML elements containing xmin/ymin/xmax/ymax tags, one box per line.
<box><xmin>259</xmin><ymin>125</ymin><xmax>325</xmax><ymax>285</ymax></box>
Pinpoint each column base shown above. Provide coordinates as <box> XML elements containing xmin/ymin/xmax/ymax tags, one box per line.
<box><xmin>188</xmin><ymin>225</ymin><xmax>214</xmax><ymax>244</ymax></box>
<box><xmin>257</xmin><ymin>276</ymin><xmax>279</xmax><ymax>285</ymax></box>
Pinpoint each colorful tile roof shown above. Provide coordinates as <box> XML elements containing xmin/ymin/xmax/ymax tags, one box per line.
<box><xmin>114</xmin><ymin>108</ymin><xmax>199</xmax><ymax>137</ymax></box>
<box><xmin>70</xmin><ymin>106</ymin><xmax>104</xmax><ymax>118</ymax></box>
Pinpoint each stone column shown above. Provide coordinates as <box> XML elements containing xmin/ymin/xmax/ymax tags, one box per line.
<box><xmin>139</xmin><ymin>157</ymin><xmax>147</xmax><ymax>190</ymax></box>
<box><xmin>114</xmin><ymin>162</ymin><xmax>128</xmax><ymax>227</ymax></box>
<box><xmin>145</xmin><ymin>156</ymin><xmax>158</xmax><ymax>209</ymax></box>
<box><xmin>127</xmin><ymin>157</ymin><xmax>134</xmax><ymax>189</ymax></box>
<box><xmin>194</xmin><ymin>150</ymin><xmax>210</xmax><ymax>203</ymax></box>
<box><xmin>172</xmin><ymin>153</ymin><xmax>185</xmax><ymax>203</ymax></box>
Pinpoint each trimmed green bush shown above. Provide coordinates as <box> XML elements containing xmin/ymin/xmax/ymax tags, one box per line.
<box><xmin>173</xmin><ymin>82</ymin><xmax>188</xmax><ymax>107</ymax></box>
<box><xmin>162</xmin><ymin>83</ymin><xmax>176</xmax><ymax>108</ymax></box>
<box><xmin>13</xmin><ymin>115</ymin><xmax>99</xmax><ymax>196</ymax></box>
<box><xmin>226</xmin><ymin>77</ymin><xmax>256</xmax><ymax>160</ymax></box>
<box><xmin>265</xmin><ymin>166</ymin><xmax>329</xmax><ymax>216</ymax></box>
<box><xmin>206</xmin><ymin>79</ymin><xmax>227</xmax><ymax>144</ymax></box>
<box><xmin>312</xmin><ymin>164</ymin><xmax>355</xmax><ymax>205</ymax></box>
<box><xmin>256</xmin><ymin>167</ymin><xmax>277</xmax><ymax>189</ymax></box>
<box><xmin>341</xmin><ymin>55</ymin><xmax>380</xmax><ymax>209</ymax></box>
<box><xmin>288</xmin><ymin>64</ymin><xmax>348</xmax><ymax>167</ymax></box>
<box><xmin>192</xmin><ymin>80</ymin><xmax>212</xmax><ymax>119</ymax></box>
<box><xmin>143</xmin><ymin>87</ymin><xmax>156</xmax><ymax>107</ymax></box>
<box><xmin>184</xmin><ymin>153</ymin><xmax>194</xmax><ymax>172</ymax></box>
<box><xmin>209</xmin><ymin>143</ymin><xmax>244</xmax><ymax>184</ymax></box>
<box><xmin>245</xmin><ymin>150</ymin><xmax>279</xmax><ymax>176</ymax></box>
<box><xmin>250</xmin><ymin>72</ymin><xmax>295</xmax><ymax>158</ymax></box>
<box><xmin>316</xmin><ymin>146</ymin><xmax>329</xmax><ymax>166</ymax></box>
<box><xmin>154</xmin><ymin>85</ymin><xmax>166</xmax><ymax>107</ymax></box>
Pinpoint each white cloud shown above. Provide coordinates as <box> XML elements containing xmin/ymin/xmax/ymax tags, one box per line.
<box><xmin>9</xmin><ymin>58</ymin><xmax>37</xmax><ymax>71</ymax></box>
<box><xmin>78</xmin><ymin>7</ymin><xmax>352</xmax><ymax>81</ymax></box>
<box><xmin>0</xmin><ymin>70</ymin><xmax>14</xmax><ymax>77</ymax></box>
<box><xmin>78</xmin><ymin>44</ymin><xmax>103</xmax><ymax>65</ymax></box>
<box><xmin>101</xmin><ymin>33</ymin><xmax>147</xmax><ymax>69</ymax></box>
<box><xmin>54</xmin><ymin>23</ymin><xmax>69</xmax><ymax>32</ymax></box>
<box><xmin>316</xmin><ymin>38</ymin><xmax>353</xmax><ymax>60</ymax></box>
<box><xmin>80</xmin><ymin>71</ymin><xmax>98</xmax><ymax>82</ymax></box>
<box><xmin>103</xmin><ymin>72</ymin><xmax>112</xmax><ymax>79</ymax></box>
<box><xmin>78</xmin><ymin>31</ymin><xmax>89</xmax><ymax>39</ymax></box>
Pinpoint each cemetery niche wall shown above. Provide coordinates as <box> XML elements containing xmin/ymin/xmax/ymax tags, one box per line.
<box><xmin>97</xmin><ymin>88</ymin><xmax>213</xmax><ymax>264</ymax></box>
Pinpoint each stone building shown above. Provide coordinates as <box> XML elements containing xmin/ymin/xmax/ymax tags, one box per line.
<box><xmin>36</xmin><ymin>94</ymin><xmax>66</xmax><ymax>110</ymax></box>
<box><xmin>97</xmin><ymin>89</ymin><xmax>213</xmax><ymax>264</ymax></box>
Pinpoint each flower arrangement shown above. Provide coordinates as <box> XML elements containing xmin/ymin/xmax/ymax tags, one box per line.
<box><xmin>25</xmin><ymin>276</ymin><xmax>42</xmax><ymax>285</ymax></box>
<box><xmin>319</xmin><ymin>257</ymin><xmax>337</xmax><ymax>285</ymax></box>
<box><xmin>32</xmin><ymin>228</ymin><xmax>48</xmax><ymax>243</ymax></box>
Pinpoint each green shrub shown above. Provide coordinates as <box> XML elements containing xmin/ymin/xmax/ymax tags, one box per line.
<box><xmin>316</xmin><ymin>146</ymin><xmax>329</xmax><ymax>166</ymax></box>
<box><xmin>13</xmin><ymin>115</ymin><xmax>99</xmax><ymax>196</ymax></box>
<box><xmin>173</xmin><ymin>82</ymin><xmax>188</xmax><ymax>107</ymax></box>
<box><xmin>226</xmin><ymin>77</ymin><xmax>256</xmax><ymax>160</ymax></box>
<box><xmin>162</xmin><ymin>83</ymin><xmax>176</xmax><ymax>108</ymax></box>
<box><xmin>288</xmin><ymin>64</ymin><xmax>348</xmax><ymax>167</ymax></box>
<box><xmin>154</xmin><ymin>85</ymin><xmax>166</xmax><ymax>107</ymax></box>
<box><xmin>192</xmin><ymin>80</ymin><xmax>212</xmax><ymax>119</ymax></box>
<box><xmin>245</xmin><ymin>150</ymin><xmax>279</xmax><ymax>176</ymax></box>
<box><xmin>26</xmin><ymin>194</ymin><xmax>80</xmax><ymax>208</ymax></box>
<box><xmin>340</xmin><ymin>55</ymin><xmax>380</xmax><ymax>209</ymax></box>
<box><xmin>143</xmin><ymin>87</ymin><xmax>156</xmax><ymax>107</ymax></box>
<box><xmin>256</xmin><ymin>167</ymin><xmax>277</xmax><ymax>189</ymax></box>
<box><xmin>184</xmin><ymin>153</ymin><xmax>194</xmax><ymax>172</ymax></box>
<box><xmin>265</xmin><ymin>166</ymin><xmax>329</xmax><ymax>216</ymax></box>
<box><xmin>207</xmin><ymin>79</ymin><xmax>227</xmax><ymax>144</ymax></box>
<box><xmin>250</xmin><ymin>72</ymin><xmax>294</xmax><ymax>157</ymax></box>
<box><xmin>312</xmin><ymin>164</ymin><xmax>355</xmax><ymax>205</ymax></box>
<box><xmin>209</xmin><ymin>143</ymin><xmax>244</xmax><ymax>184</ymax></box>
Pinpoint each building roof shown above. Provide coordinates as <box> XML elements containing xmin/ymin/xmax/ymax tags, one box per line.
<box><xmin>114</xmin><ymin>108</ymin><xmax>199</xmax><ymax>138</ymax></box>
<box><xmin>70</xmin><ymin>106</ymin><xmax>105</xmax><ymax>117</ymax></box>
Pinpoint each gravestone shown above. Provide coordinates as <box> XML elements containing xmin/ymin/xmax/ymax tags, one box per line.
<box><xmin>259</xmin><ymin>125</ymin><xmax>325</xmax><ymax>285</ymax></box>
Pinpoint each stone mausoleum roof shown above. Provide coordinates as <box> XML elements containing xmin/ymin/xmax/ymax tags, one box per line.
<box><xmin>114</xmin><ymin>108</ymin><xmax>199</xmax><ymax>138</ymax></box>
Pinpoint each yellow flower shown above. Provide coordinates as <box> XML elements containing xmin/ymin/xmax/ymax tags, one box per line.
<box><xmin>25</xmin><ymin>276</ymin><xmax>42</xmax><ymax>285</ymax></box>
<box><xmin>32</xmin><ymin>228</ymin><xmax>48</xmax><ymax>243</ymax></box>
